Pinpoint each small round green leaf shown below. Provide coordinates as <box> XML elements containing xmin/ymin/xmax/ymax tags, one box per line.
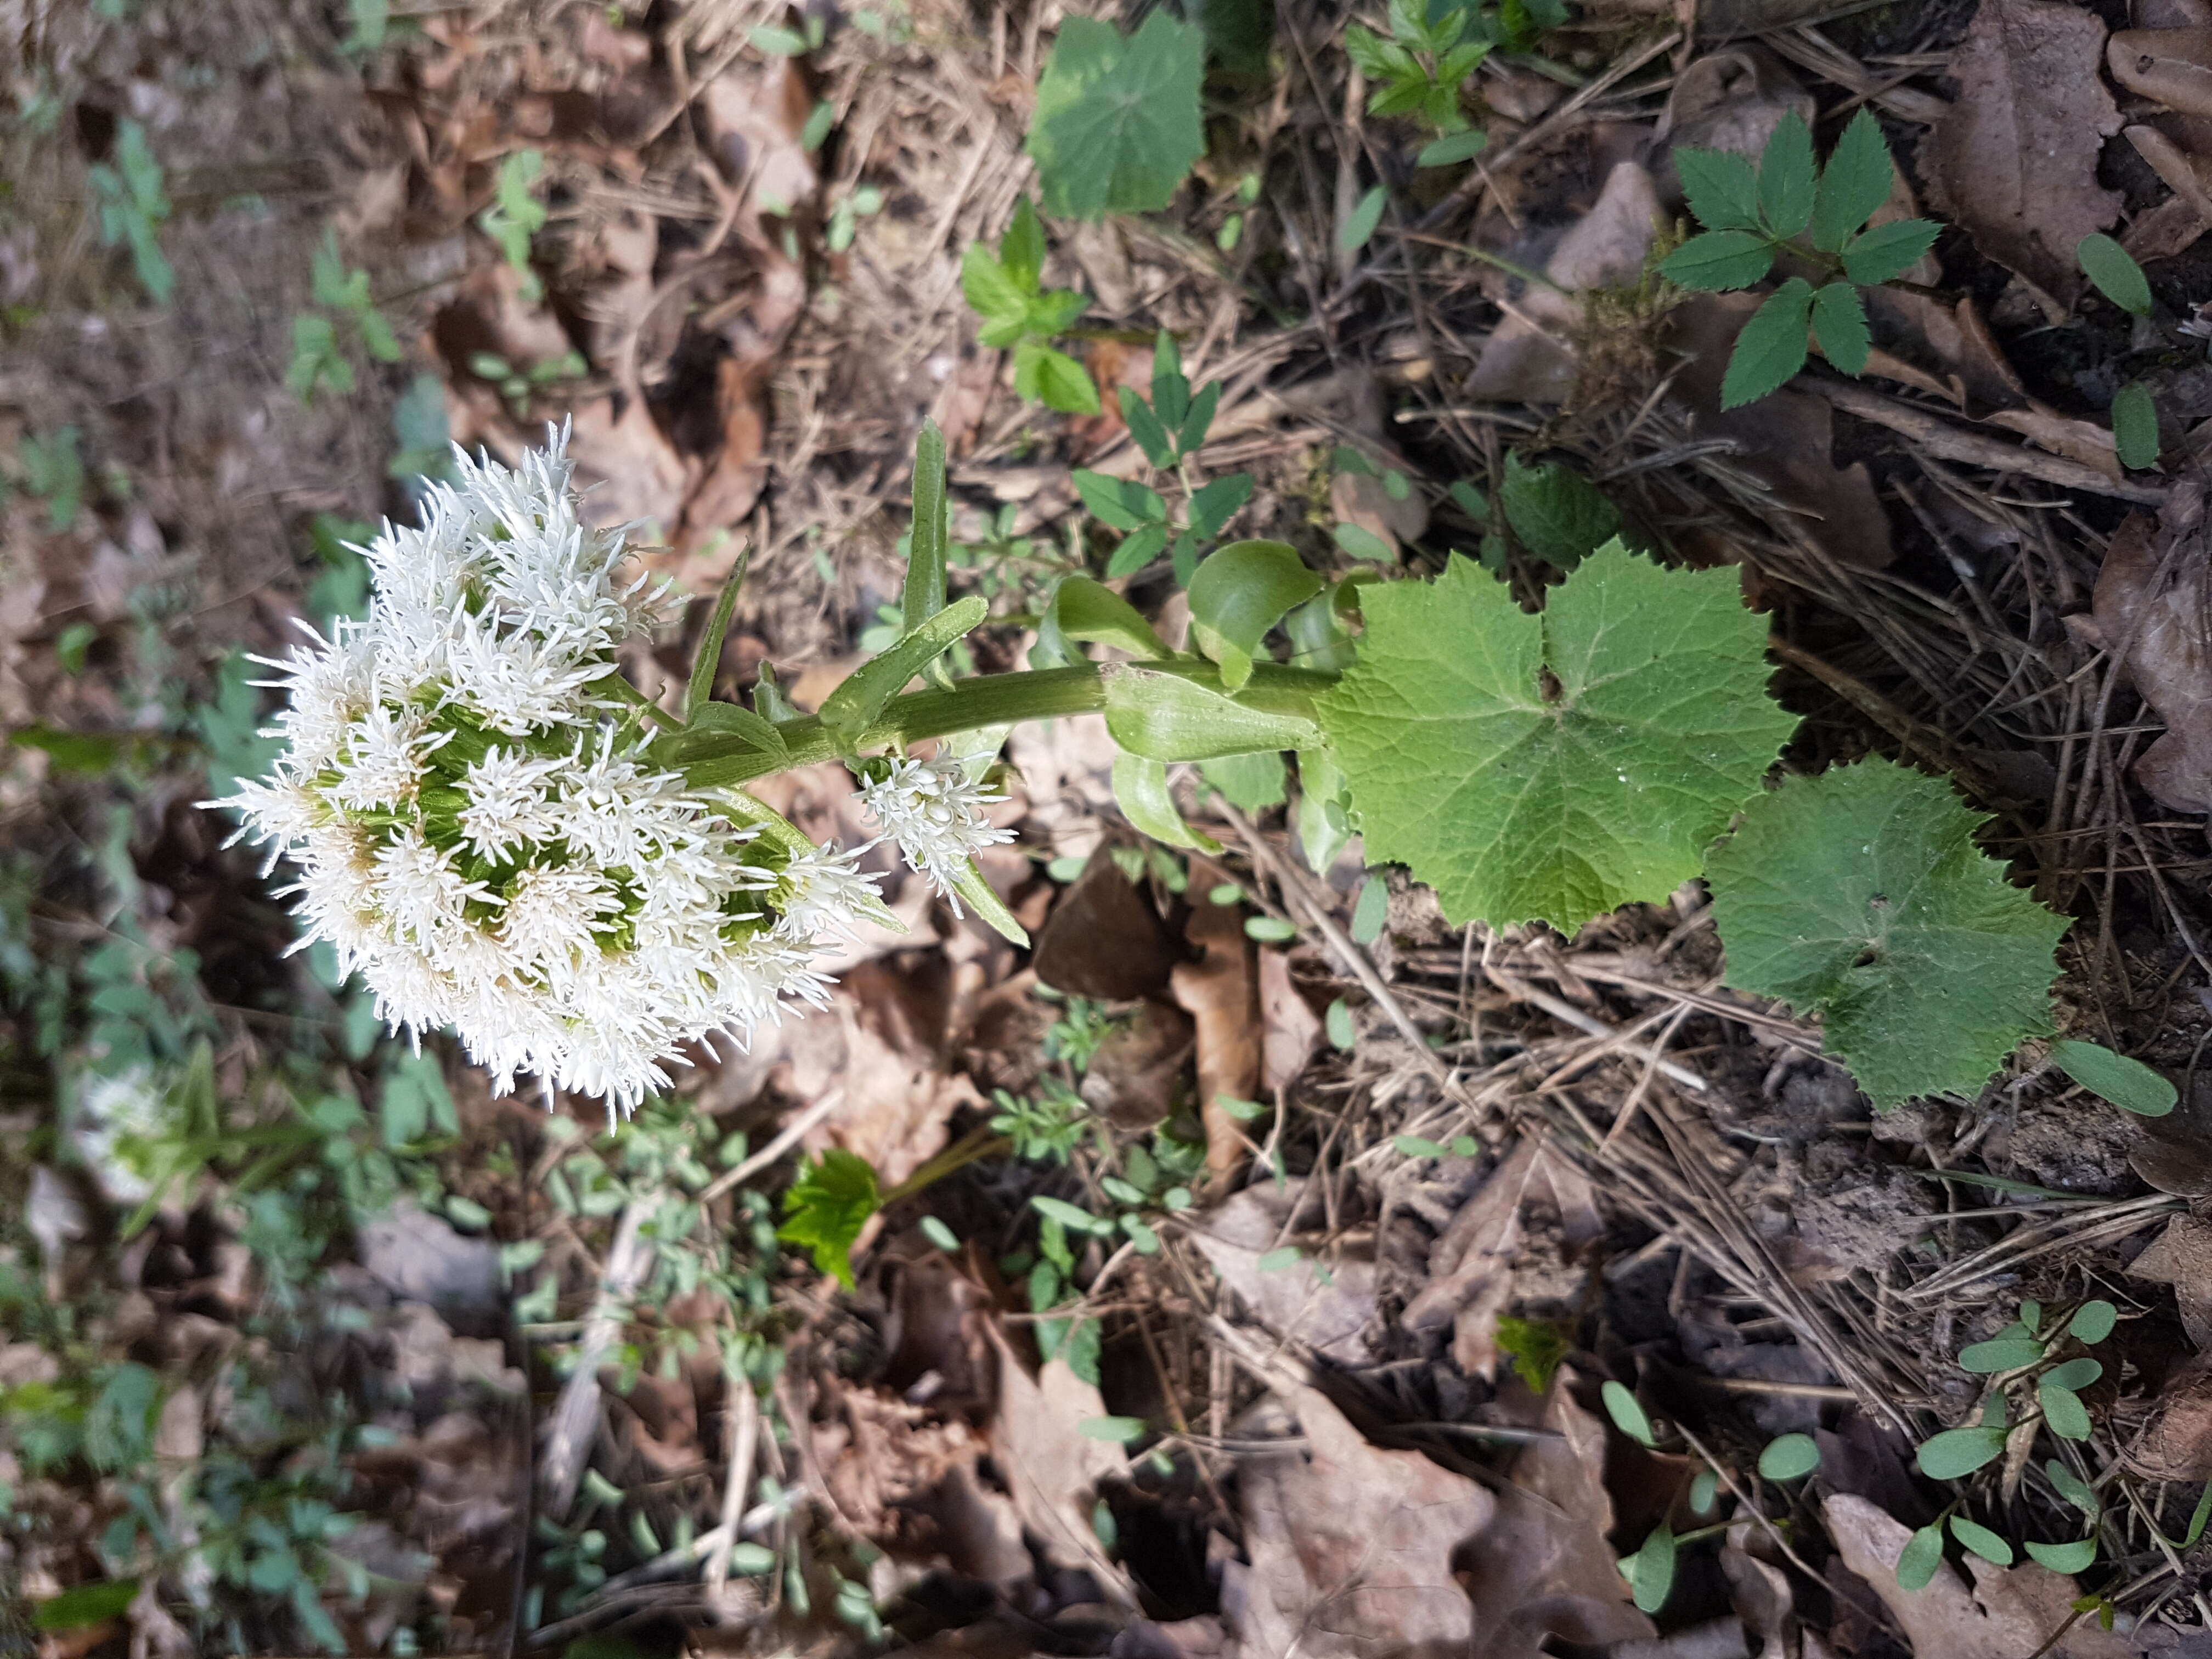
<box><xmin>2040</xmin><ymin>1381</ymin><xmax>2093</xmax><ymax>1442</ymax></box>
<box><xmin>1244</xmin><ymin>915</ymin><xmax>1298</xmax><ymax>942</ymax></box>
<box><xmin>1916</xmin><ymin>1425</ymin><xmax>2007</xmax><ymax>1480</ymax></box>
<box><xmin>1079</xmin><ymin>1415</ymin><xmax>1149</xmax><ymax>1442</ymax></box>
<box><xmin>2052</xmin><ymin>1040</ymin><xmax>2176</xmax><ymax>1117</ymax></box>
<box><xmin>1350</xmin><ymin>874</ymin><xmax>1389</xmax><ymax>945</ymax></box>
<box><xmin>2025</xmin><ymin>1537</ymin><xmax>2098</xmax><ymax>1573</ymax></box>
<box><xmin>1601</xmin><ymin>1381</ymin><xmax>1658</xmax><ymax>1448</ymax></box>
<box><xmin>1417</xmin><ymin>129</ymin><xmax>1489</xmax><ymax>169</ymax></box>
<box><xmin>2078</xmin><ymin>233</ymin><xmax>2152</xmax><ymax>317</ymax></box>
<box><xmin>1325</xmin><ymin>997</ymin><xmax>1356</xmax><ymax>1050</ymax></box>
<box><xmin>1949</xmin><ymin>1515</ymin><xmax>2015</xmax><ymax>1566</ymax></box>
<box><xmin>919</xmin><ymin>1216</ymin><xmax>959</xmax><ymax>1251</ymax></box>
<box><xmin>2069</xmin><ymin>1301</ymin><xmax>2119</xmax><ymax>1345</ymax></box>
<box><xmin>2043</xmin><ymin>1357</ymin><xmax>2102</xmax><ymax>1392</ymax></box>
<box><xmin>2113</xmin><ymin>382</ymin><xmax>2160</xmax><ymax>471</ymax></box>
<box><xmin>1758</xmin><ymin>1432</ymin><xmax>1822</xmax><ymax>1481</ymax></box>
<box><xmin>1896</xmin><ymin>1523</ymin><xmax>1945</xmax><ymax>1590</ymax></box>
<box><xmin>1630</xmin><ymin>1524</ymin><xmax>1677</xmax><ymax>1613</ymax></box>
<box><xmin>1957</xmin><ymin>1336</ymin><xmax>2047</xmax><ymax>1374</ymax></box>
<box><xmin>1689</xmin><ymin>1467</ymin><xmax>1719</xmax><ymax>1515</ymax></box>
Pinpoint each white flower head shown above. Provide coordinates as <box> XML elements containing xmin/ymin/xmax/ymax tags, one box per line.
<box><xmin>206</xmin><ymin>428</ymin><xmax>891</xmax><ymax>1117</ymax></box>
<box><xmin>855</xmin><ymin>753</ymin><xmax>1016</xmax><ymax>910</ymax></box>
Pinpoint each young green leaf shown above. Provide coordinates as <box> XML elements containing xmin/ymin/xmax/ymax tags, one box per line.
<box><xmin>2068</xmin><ymin>1301</ymin><xmax>2119</xmax><ymax>1345</ymax></box>
<box><xmin>1029</xmin><ymin>13</ymin><xmax>1206</xmax><ymax>219</ymax></box>
<box><xmin>1499</xmin><ymin>453</ymin><xmax>1620</xmax><ymax>567</ymax></box>
<box><xmin>1601</xmin><ymin>1380</ymin><xmax>1658</xmax><ymax>1447</ymax></box>
<box><xmin>1341</xmin><ymin>185</ymin><xmax>1389</xmax><ymax>253</ymax></box>
<box><xmin>2112</xmin><ymin>382</ymin><xmax>2160</xmax><ymax>471</ymax></box>
<box><xmin>1350</xmin><ymin>873</ymin><xmax>1389</xmax><ymax>944</ymax></box>
<box><xmin>1112</xmin><ymin>753</ymin><xmax>1221</xmax><ymax>852</ymax></box>
<box><xmin>1189</xmin><ymin>472</ymin><xmax>1255</xmax><ymax>539</ymax></box>
<box><xmin>1002</xmin><ymin>196</ymin><xmax>1047</xmax><ymax>294</ymax></box>
<box><xmin>1720</xmin><ymin>277</ymin><xmax>1816</xmax><ymax>408</ymax></box>
<box><xmin>1321</xmin><ymin>546</ymin><xmax>1798</xmax><ymax>935</ymax></box>
<box><xmin>2078</xmin><ymin>233</ymin><xmax>2152</xmax><ymax>317</ymax></box>
<box><xmin>2044</xmin><ymin>1358</ymin><xmax>2102</xmax><ymax>1391</ymax></box>
<box><xmin>1689</xmin><ymin>1467</ymin><xmax>1719</xmax><ymax>1515</ymax></box>
<box><xmin>2025</xmin><ymin>1537</ymin><xmax>2098</xmax><ymax>1573</ymax></box>
<box><xmin>2052</xmin><ymin>1040</ymin><xmax>2177</xmax><ymax>1116</ymax></box>
<box><xmin>1949</xmin><ymin>1516</ymin><xmax>2015</xmax><ymax>1566</ymax></box>
<box><xmin>2039</xmin><ymin>1381</ymin><xmax>2092</xmax><ymax>1441</ymax></box>
<box><xmin>1657</xmin><ymin>230</ymin><xmax>1777</xmax><ymax>292</ymax></box>
<box><xmin>1675</xmin><ymin>147</ymin><xmax>1760</xmax><ymax>233</ymax></box>
<box><xmin>1813</xmin><ymin>109</ymin><xmax>1895</xmax><ymax>252</ymax></box>
<box><xmin>1896</xmin><ymin>1523</ymin><xmax>1945</xmax><ymax>1590</ymax></box>
<box><xmin>2182</xmin><ymin>1481</ymin><xmax>2212</xmax><ymax>1547</ymax></box>
<box><xmin>1758</xmin><ymin>1433</ymin><xmax>1821</xmax><ymax>1481</ymax></box>
<box><xmin>1074</xmin><ymin>470</ymin><xmax>1169</xmax><ymax>530</ymax></box>
<box><xmin>1052</xmin><ymin>575</ymin><xmax>1173</xmax><ymax>660</ymax></box>
<box><xmin>1810</xmin><ymin>281</ymin><xmax>1871</xmax><ymax>376</ymax></box>
<box><xmin>1187</xmin><ymin>539</ymin><xmax>1324</xmax><ymax>690</ymax></box>
<box><xmin>904</xmin><ymin>421</ymin><xmax>949</xmax><ymax>636</ymax></box>
<box><xmin>961</xmin><ymin>245</ymin><xmax>1031</xmax><ymax>340</ymax></box>
<box><xmin>1915</xmin><ymin>1424</ymin><xmax>2008</xmax><ymax>1479</ymax></box>
<box><xmin>1013</xmin><ymin>341</ymin><xmax>1102</xmax><ymax>415</ymax></box>
<box><xmin>2045</xmin><ymin>1459</ymin><xmax>2100</xmax><ymax>1519</ymax></box>
<box><xmin>1706</xmin><ymin>759</ymin><xmax>2069</xmax><ymax>1109</ymax></box>
<box><xmin>1201</xmin><ymin>751</ymin><xmax>1288</xmax><ymax>810</ymax></box>
<box><xmin>1079</xmin><ymin>1415</ymin><xmax>1149</xmax><ymax>1442</ymax></box>
<box><xmin>1178</xmin><ymin>381</ymin><xmax>1223</xmax><ymax>455</ymax></box>
<box><xmin>819</xmin><ymin>596</ymin><xmax>988</xmax><ymax>749</ymax></box>
<box><xmin>1957</xmin><ymin>1335</ymin><xmax>2045</xmax><ymax>1373</ymax></box>
<box><xmin>1842</xmin><ymin>218</ymin><xmax>1941</xmax><ymax>285</ymax></box>
<box><xmin>1119</xmin><ymin>386</ymin><xmax>1178</xmax><ymax>469</ymax></box>
<box><xmin>1629</xmin><ymin>1525</ymin><xmax>1676</xmax><ymax>1614</ymax></box>
<box><xmin>777</xmin><ymin>1148</ymin><xmax>881</xmax><ymax>1289</ymax></box>
<box><xmin>1418</xmin><ymin>129</ymin><xmax>1489</xmax><ymax>169</ymax></box>
<box><xmin>1757</xmin><ymin>112</ymin><xmax>1818</xmax><ymax>239</ymax></box>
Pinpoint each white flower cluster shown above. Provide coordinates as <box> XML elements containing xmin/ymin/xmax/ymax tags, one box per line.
<box><xmin>856</xmin><ymin>753</ymin><xmax>1017</xmax><ymax>908</ymax></box>
<box><xmin>215</xmin><ymin>432</ymin><xmax>883</xmax><ymax>1113</ymax></box>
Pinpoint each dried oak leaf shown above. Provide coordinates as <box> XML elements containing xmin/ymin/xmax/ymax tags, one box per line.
<box><xmin>2127</xmin><ymin>1215</ymin><xmax>2212</xmax><ymax>1351</ymax></box>
<box><xmin>1822</xmin><ymin>1493</ymin><xmax>2129</xmax><ymax>1658</ymax></box>
<box><xmin>982</xmin><ymin>1322</ymin><xmax>1130</xmax><ymax>1590</ymax></box>
<box><xmin>1923</xmin><ymin>0</ymin><xmax>2123</xmax><ymax>315</ymax></box>
<box><xmin>1234</xmin><ymin>1384</ymin><xmax>1496</xmax><ymax>1657</ymax></box>
<box><xmin>2092</xmin><ymin>489</ymin><xmax>2212</xmax><ymax>812</ymax></box>
<box><xmin>1035</xmin><ymin>848</ymin><xmax>1183</xmax><ymax>1001</ymax></box>
<box><xmin>1173</xmin><ymin>860</ymin><xmax>1263</xmax><ymax>1183</ymax></box>
<box><xmin>1192</xmin><ymin>1182</ymin><xmax>1378</xmax><ymax>1363</ymax></box>
<box><xmin>1402</xmin><ymin>1138</ymin><xmax>1602</xmax><ymax>1381</ymax></box>
<box><xmin>2128</xmin><ymin>1358</ymin><xmax>2212</xmax><ymax>1481</ymax></box>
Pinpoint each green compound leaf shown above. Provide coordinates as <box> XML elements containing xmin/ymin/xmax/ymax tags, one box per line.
<box><xmin>1706</xmin><ymin>758</ymin><xmax>2069</xmax><ymax>1109</ymax></box>
<box><xmin>1657</xmin><ymin>229</ymin><xmax>1776</xmax><ymax>293</ymax></box>
<box><xmin>2078</xmin><ymin>233</ymin><xmax>2152</xmax><ymax>317</ymax></box>
<box><xmin>1720</xmin><ymin>277</ymin><xmax>1815</xmax><ymax>409</ymax></box>
<box><xmin>1813</xmin><ymin>109</ymin><xmax>1897</xmax><ymax>252</ymax></box>
<box><xmin>1841</xmin><ymin>218</ymin><xmax>1941</xmax><ymax>285</ymax></box>
<box><xmin>2113</xmin><ymin>382</ymin><xmax>2160</xmax><ymax>471</ymax></box>
<box><xmin>1675</xmin><ymin>147</ymin><xmax>1760</xmax><ymax>233</ymax></box>
<box><xmin>1916</xmin><ymin>1424</ymin><xmax>2007</xmax><ymax>1480</ymax></box>
<box><xmin>777</xmin><ymin>1148</ymin><xmax>881</xmax><ymax>1290</ymax></box>
<box><xmin>1811</xmin><ymin>281</ymin><xmax>1871</xmax><ymax>376</ymax></box>
<box><xmin>1896</xmin><ymin>1524</ymin><xmax>1945</xmax><ymax>1590</ymax></box>
<box><xmin>1758</xmin><ymin>1432</ymin><xmax>1822</xmax><ymax>1481</ymax></box>
<box><xmin>1028</xmin><ymin>12</ymin><xmax>1206</xmax><ymax>219</ymax></box>
<box><xmin>1758</xmin><ymin>112</ymin><xmax>1818</xmax><ymax>239</ymax></box>
<box><xmin>1321</xmin><ymin>546</ymin><xmax>1797</xmax><ymax>935</ymax></box>
<box><xmin>2026</xmin><ymin>1537</ymin><xmax>2098</xmax><ymax>1574</ymax></box>
<box><xmin>1949</xmin><ymin>1516</ymin><xmax>2015</xmax><ymax>1566</ymax></box>
<box><xmin>2052</xmin><ymin>1040</ymin><xmax>2176</xmax><ymax>1117</ymax></box>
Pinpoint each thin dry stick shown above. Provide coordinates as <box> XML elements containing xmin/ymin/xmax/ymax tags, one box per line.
<box><xmin>1600</xmin><ymin>1003</ymin><xmax>1692</xmax><ymax>1153</ymax></box>
<box><xmin>1486</xmin><ymin>964</ymin><xmax>1708</xmax><ymax>1092</ymax></box>
<box><xmin>703</xmin><ymin>1382</ymin><xmax>760</xmax><ymax>1601</ymax></box>
<box><xmin>540</xmin><ymin>1192</ymin><xmax>662</xmax><ymax>1517</ymax></box>
<box><xmin>698</xmin><ymin>1087</ymin><xmax>847</xmax><ymax>1204</ymax></box>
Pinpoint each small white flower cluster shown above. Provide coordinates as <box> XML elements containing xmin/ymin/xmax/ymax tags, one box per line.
<box><xmin>856</xmin><ymin>753</ymin><xmax>1017</xmax><ymax>909</ymax></box>
<box><xmin>216</xmin><ymin>432</ymin><xmax>883</xmax><ymax>1113</ymax></box>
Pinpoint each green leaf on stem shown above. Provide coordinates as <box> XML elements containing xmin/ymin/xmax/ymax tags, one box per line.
<box><xmin>2025</xmin><ymin>1537</ymin><xmax>2098</xmax><ymax>1573</ymax></box>
<box><xmin>819</xmin><ymin>596</ymin><xmax>989</xmax><ymax>749</ymax></box>
<box><xmin>1758</xmin><ymin>1433</ymin><xmax>1821</xmax><ymax>1481</ymax></box>
<box><xmin>1758</xmin><ymin>112</ymin><xmax>1818</xmax><ymax>239</ymax></box>
<box><xmin>1629</xmin><ymin>1525</ymin><xmax>1676</xmax><ymax>1613</ymax></box>
<box><xmin>1813</xmin><ymin>109</ymin><xmax>1895</xmax><ymax>252</ymax></box>
<box><xmin>1014</xmin><ymin>341</ymin><xmax>1102</xmax><ymax>414</ymax></box>
<box><xmin>1104</xmin><ymin>664</ymin><xmax>1324</xmax><ymax>761</ymax></box>
<box><xmin>1916</xmin><ymin>1425</ymin><xmax>2007</xmax><ymax>1479</ymax></box>
<box><xmin>2078</xmin><ymin>233</ymin><xmax>2152</xmax><ymax>317</ymax></box>
<box><xmin>1949</xmin><ymin>1516</ymin><xmax>2013</xmax><ymax>1566</ymax></box>
<box><xmin>1187</xmin><ymin>540</ymin><xmax>1325</xmax><ymax>690</ymax></box>
<box><xmin>1341</xmin><ymin>185</ymin><xmax>1388</xmax><ymax>252</ymax></box>
<box><xmin>2052</xmin><ymin>1040</ymin><xmax>2176</xmax><ymax>1116</ymax></box>
<box><xmin>1720</xmin><ymin>277</ymin><xmax>1815</xmax><ymax>408</ymax></box>
<box><xmin>904</xmin><ymin>421</ymin><xmax>949</xmax><ymax>636</ymax></box>
<box><xmin>1896</xmin><ymin>1524</ymin><xmax>1945</xmax><ymax>1589</ymax></box>
<box><xmin>1051</xmin><ymin>575</ymin><xmax>1172</xmax><ymax>660</ymax></box>
<box><xmin>1675</xmin><ymin>147</ymin><xmax>1760</xmax><ymax>233</ymax></box>
<box><xmin>2113</xmin><ymin>382</ymin><xmax>2160</xmax><ymax>471</ymax></box>
<box><xmin>1841</xmin><ymin>218</ymin><xmax>1940</xmax><ymax>285</ymax></box>
<box><xmin>2069</xmin><ymin>1301</ymin><xmax>2119</xmax><ymax>1344</ymax></box>
<box><xmin>1811</xmin><ymin>280</ymin><xmax>1871</xmax><ymax>375</ymax></box>
<box><xmin>1657</xmin><ymin>230</ymin><xmax>1776</xmax><ymax>292</ymax></box>
<box><xmin>1113</xmin><ymin>753</ymin><xmax>1221</xmax><ymax>851</ymax></box>
<box><xmin>2040</xmin><ymin>1381</ymin><xmax>2092</xmax><ymax>1441</ymax></box>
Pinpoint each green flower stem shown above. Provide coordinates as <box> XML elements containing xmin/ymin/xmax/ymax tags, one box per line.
<box><xmin>878</xmin><ymin>1125</ymin><xmax>1011</xmax><ymax>1206</ymax></box>
<box><xmin>674</xmin><ymin>659</ymin><xmax>1338</xmax><ymax>788</ymax></box>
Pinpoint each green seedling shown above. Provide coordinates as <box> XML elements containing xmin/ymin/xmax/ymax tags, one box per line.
<box><xmin>477</xmin><ymin>149</ymin><xmax>549</xmax><ymax>301</ymax></box>
<box><xmin>88</xmin><ymin>121</ymin><xmax>173</xmax><ymax>303</ymax></box>
<box><xmin>962</xmin><ymin>198</ymin><xmax>1100</xmax><ymax>414</ymax></box>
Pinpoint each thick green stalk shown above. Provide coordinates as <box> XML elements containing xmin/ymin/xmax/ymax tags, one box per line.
<box><xmin>673</xmin><ymin>659</ymin><xmax>1338</xmax><ymax>789</ymax></box>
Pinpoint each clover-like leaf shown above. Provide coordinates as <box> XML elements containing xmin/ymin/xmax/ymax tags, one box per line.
<box><xmin>1323</xmin><ymin>546</ymin><xmax>1796</xmax><ymax>934</ymax></box>
<box><xmin>1708</xmin><ymin>758</ymin><xmax>2069</xmax><ymax>1109</ymax></box>
<box><xmin>1720</xmin><ymin>277</ymin><xmax>1815</xmax><ymax>408</ymax></box>
<box><xmin>1813</xmin><ymin>109</ymin><xmax>1895</xmax><ymax>252</ymax></box>
<box><xmin>1028</xmin><ymin>12</ymin><xmax>1206</xmax><ymax>219</ymax></box>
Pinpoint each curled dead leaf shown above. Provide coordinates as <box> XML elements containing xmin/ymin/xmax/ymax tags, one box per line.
<box><xmin>2091</xmin><ymin>489</ymin><xmax>2212</xmax><ymax>811</ymax></box>
<box><xmin>2127</xmin><ymin>1358</ymin><xmax>2212</xmax><ymax>1480</ymax></box>
<box><xmin>2126</xmin><ymin>1214</ymin><xmax>2212</xmax><ymax>1350</ymax></box>
<box><xmin>1173</xmin><ymin>862</ymin><xmax>1262</xmax><ymax>1183</ymax></box>
<box><xmin>1192</xmin><ymin>1182</ymin><xmax>1377</xmax><ymax>1363</ymax></box>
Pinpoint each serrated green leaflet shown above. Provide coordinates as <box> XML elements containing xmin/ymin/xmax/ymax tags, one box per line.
<box><xmin>1758</xmin><ymin>112</ymin><xmax>1817</xmax><ymax>238</ymax></box>
<box><xmin>1500</xmin><ymin>453</ymin><xmax>1619</xmax><ymax>567</ymax></box>
<box><xmin>1321</xmin><ymin>546</ymin><xmax>1796</xmax><ymax>934</ymax></box>
<box><xmin>777</xmin><ymin>1148</ymin><xmax>879</xmax><ymax>1289</ymax></box>
<box><xmin>1720</xmin><ymin>278</ymin><xmax>1814</xmax><ymax>408</ymax></box>
<box><xmin>2052</xmin><ymin>1040</ymin><xmax>2176</xmax><ymax>1116</ymax></box>
<box><xmin>1813</xmin><ymin>110</ymin><xmax>1895</xmax><ymax>251</ymax></box>
<box><xmin>1811</xmin><ymin>281</ymin><xmax>1870</xmax><ymax>375</ymax></box>
<box><xmin>1675</xmin><ymin>148</ymin><xmax>1759</xmax><ymax>232</ymax></box>
<box><xmin>1707</xmin><ymin>759</ymin><xmax>2068</xmax><ymax>1109</ymax></box>
<box><xmin>1657</xmin><ymin>230</ymin><xmax>1775</xmax><ymax>292</ymax></box>
<box><xmin>1028</xmin><ymin>12</ymin><xmax>1206</xmax><ymax>219</ymax></box>
<box><xmin>1841</xmin><ymin>218</ymin><xmax>1940</xmax><ymax>285</ymax></box>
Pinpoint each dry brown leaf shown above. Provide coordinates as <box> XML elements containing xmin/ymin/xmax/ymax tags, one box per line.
<box><xmin>1664</xmin><ymin>294</ymin><xmax>1895</xmax><ymax>570</ymax></box>
<box><xmin>2126</xmin><ymin>1214</ymin><xmax>2212</xmax><ymax>1350</ymax></box>
<box><xmin>1082</xmin><ymin>999</ymin><xmax>1195</xmax><ymax>1132</ymax></box>
<box><xmin>1173</xmin><ymin>861</ymin><xmax>1262</xmax><ymax>1182</ymax></box>
<box><xmin>1402</xmin><ymin>1139</ymin><xmax>1603</xmax><ymax>1381</ymax></box>
<box><xmin>1328</xmin><ymin>374</ymin><xmax>1430</xmax><ymax>554</ymax></box>
<box><xmin>1234</xmin><ymin>1384</ymin><xmax>1494</xmax><ymax>1656</ymax></box>
<box><xmin>2091</xmin><ymin>489</ymin><xmax>2212</xmax><ymax>811</ymax></box>
<box><xmin>1190</xmin><ymin>1182</ymin><xmax>1378</xmax><ymax>1364</ymax></box>
<box><xmin>1259</xmin><ymin>950</ymin><xmax>1323</xmax><ymax>1093</ymax></box>
<box><xmin>1659</xmin><ymin>46</ymin><xmax>1814</xmax><ymax>162</ymax></box>
<box><xmin>2128</xmin><ymin>1359</ymin><xmax>2212</xmax><ymax>1479</ymax></box>
<box><xmin>1034</xmin><ymin>849</ymin><xmax>1183</xmax><ymax>1001</ymax></box>
<box><xmin>2112</xmin><ymin>26</ymin><xmax>2212</xmax><ymax>117</ymax></box>
<box><xmin>1987</xmin><ymin>403</ymin><xmax>2123</xmax><ymax>479</ymax></box>
<box><xmin>1925</xmin><ymin>0</ymin><xmax>2124</xmax><ymax>315</ymax></box>
<box><xmin>982</xmin><ymin>1322</ymin><xmax>1130</xmax><ymax>1589</ymax></box>
<box><xmin>1822</xmin><ymin>1493</ymin><xmax>2130</xmax><ymax>1658</ymax></box>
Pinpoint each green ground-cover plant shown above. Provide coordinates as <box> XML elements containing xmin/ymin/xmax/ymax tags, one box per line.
<box><xmin>1660</xmin><ymin>109</ymin><xmax>1941</xmax><ymax>407</ymax></box>
<box><xmin>1028</xmin><ymin>10</ymin><xmax>1206</xmax><ymax>219</ymax></box>
<box><xmin>478</xmin><ymin>148</ymin><xmax>549</xmax><ymax>300</ymax></box>
<box><xmin>2075</xmin><ymin>234</ymin><xmax>2165</xmax><ymax>470</ymax></box>
<box><xmin>287</xmin><ymin>232</ymin><xmax>404</xmax><ymax>403</ymax></box>
<box><xmin>88</xmin><ymin>120</ymin><xmax>173</xmax><ymax>304</ymax></box>
<box><xmin>961</xmin><ymin>197</ymin><xmax>1101</xmax><ymax>414</ymax></box>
